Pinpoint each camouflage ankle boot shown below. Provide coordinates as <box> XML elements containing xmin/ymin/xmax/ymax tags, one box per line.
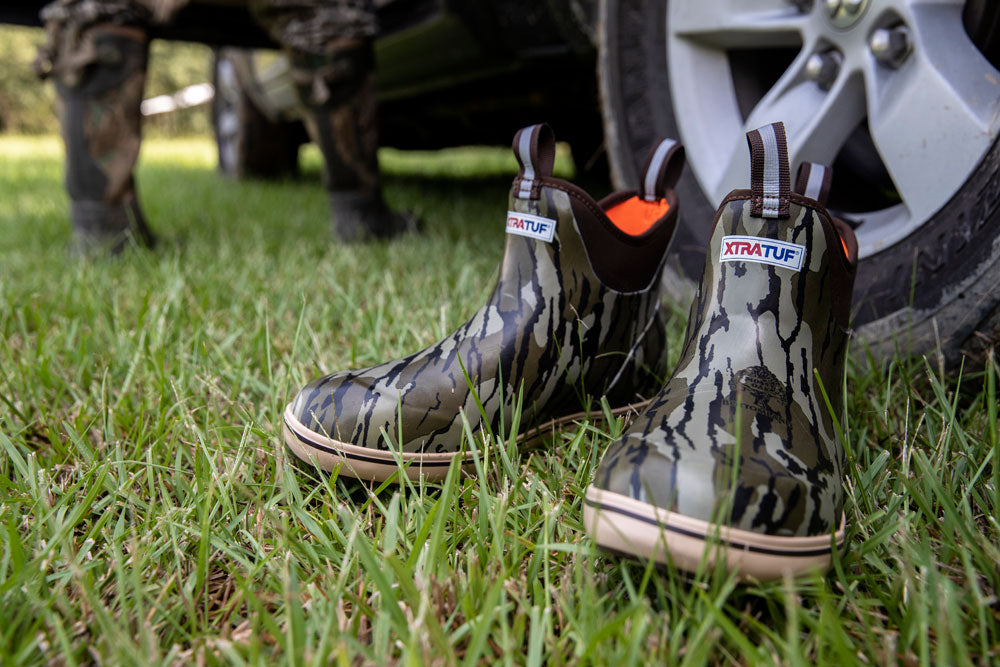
<box><xmin>290</xmin><ymin>42</ymin><xmax>416</xmax><ymax>241</ymax></box>
<box><xmin>283</xmin><ymin>124</ymin><xmax>685</xmax><ymax>481</ymax></box>
<box><xmin>585</xmin><ymin>122</ymin><xmax>858</xmax><ymax>580</ymax></box>
<box><xmin>49</xmin><ymin>24</ymin><xmax>156</xmax><ymax>254</ymax></box>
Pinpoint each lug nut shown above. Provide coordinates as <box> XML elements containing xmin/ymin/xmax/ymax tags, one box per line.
<box><xmin>870</xmin><ymin>25</ymin><xmax>912</xmax><ymax>69</ymax></box>
<box><xmin>827</xmin><ymin>0</ymin><xmax>868</xmax><ymax>28</ymax></box>
<box><xmin>842</xmin><ymin>0</ymin><xmax>865</xmax><ymax>15</ymax></box>
<box><xmin>805</xmin><ymin>50</ymin><xmax>843</xmax><ymax>90</ymax></box>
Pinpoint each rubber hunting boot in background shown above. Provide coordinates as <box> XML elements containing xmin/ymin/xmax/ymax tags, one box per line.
<box><xmin>290</xmin><ymin>40</ymin><xmax>415</xmax><ymax>241</ymax></box>
<box><xmin>585</xmin><ymin>122</ymin><xmax>858</xmax><ymax>580</ymax></box>
<box><xmin>283</xmin><ymin>124</ymin><xmax>685</xmax><ymax>481</ymax></box>
<box><xmin>50</xmin><ymin>24</ymin><xmax>156</xmax><ymax>254</ymax></box>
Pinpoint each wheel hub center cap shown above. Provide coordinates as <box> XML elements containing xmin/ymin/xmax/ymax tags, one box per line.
<box><xmin>825</xmin><ymin>0</ymin><xmax>869</xmax><ymax>30</ymax></box>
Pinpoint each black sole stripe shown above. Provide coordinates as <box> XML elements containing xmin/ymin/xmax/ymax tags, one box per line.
<box><xmin>285</xmin><ymin>417</ymin><xmax>468</xmax><ymax>468</ymax></box>
<box><xmin>585</xmin><ymin>498</ymin><xmax>838</xmax><ymax>558</ymax></box>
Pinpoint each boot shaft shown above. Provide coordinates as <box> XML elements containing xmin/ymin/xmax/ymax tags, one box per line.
<box><xmin>676</xmin><ymin>125</ymin><xmax>856</xmax><ymax>438</ymax></box>
<box><xmin>497</xmin><ymin>125</ymin><xmax>681</xmax><ymax>412</ymax></box>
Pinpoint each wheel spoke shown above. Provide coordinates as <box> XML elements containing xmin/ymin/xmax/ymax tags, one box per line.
<box><xmin>670</xmin><ymin>0</ymin><xmax>805</xmax><ymax>49</ymax></box>
<box><xmin>217</xmin><ymin>112</ymin><xmax>240</xmax><ymax>138</ymax></box>
<box><xmin>705</xmin><ymin>49</ymin><xmax>866</xmax><ymax>199</ymax></box>
<box><xmin>217</xmin><ymin>57</ymin><xmax>237</xmax><ymax>91</ymax></box>
<box><xmin>865</xmin><ymin>3</ymin><xmax>1000</xmax><ymax>218</ymax></box>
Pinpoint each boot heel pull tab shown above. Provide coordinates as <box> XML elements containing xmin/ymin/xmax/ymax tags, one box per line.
<box><xmin>746</xmin><ymin>122</ymin><xmax>791</xmax><ymax>219</ymax></box>
<box><xmin>513</xmin><ymin>124</ymin><xmax>556</xmax><ymax>200</ymax></box>
<box><xmin>794</xmin><ymin>161</ymin><xmax>832</xmax><ymax>207</ymax></box>
<box><xmin>640</xmin><ymin>138</ymin><xmax>685</xmax><ymax>202</ymax></box>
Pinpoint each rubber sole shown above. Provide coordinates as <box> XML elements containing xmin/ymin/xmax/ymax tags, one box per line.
<box><xmin>583</xmin><ymin>486</ymin><xmax>846</xmax><ymax>581</ymax></box>
<box><xmin>282</xmin><ymin>400</ymin><xmax>650</xmax><ymax>482</ymax></box>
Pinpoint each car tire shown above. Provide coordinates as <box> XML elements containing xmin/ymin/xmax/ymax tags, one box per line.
<box><xmin>598</xmin><ymin>0</ymin><xmax>1000</xmax><ymax>369</ymax></box>
<box><xmin>211</xmin><ymin>49</ymin><xmax>302</xmax><ymax>180</ymax></box>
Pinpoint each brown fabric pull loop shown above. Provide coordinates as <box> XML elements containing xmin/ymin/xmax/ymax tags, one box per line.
<box><xmin>639</xmin><ymin>138</ymin><xmax>685</xmax><ymax>201</ymax></box>
<box><xmin>512</xmin><ymin>124</ymin><xmax>556</xmax><ymax>200</ymax></box>
<box><xmin>746</xmin><ymin>122</ymin><xmax>791</xmax><ymax>219</ymax></box>
<box><xmin>794</xmin><ymin>161</ymin><xmax>832</xmax><ymax>207</ymax></box>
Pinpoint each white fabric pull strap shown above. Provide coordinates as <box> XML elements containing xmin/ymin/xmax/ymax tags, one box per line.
<box><xmin>794</xmin><ymin>161</ymin><xmax>832</xmax><ymax>206</ymax></box>
<box><xmin>747</xmin><ymin>122</ymin><xmax>791</xmax><ymax>219</ymax></box>
<box><xmin>640</xmin><ymin>138</ymin><xmax>684</xmax><ymax>202</ymax></box>
<box><xmin>512</xmin><ymin>124</ymin><xmax>555</xmax><ymax>201</ymax></box>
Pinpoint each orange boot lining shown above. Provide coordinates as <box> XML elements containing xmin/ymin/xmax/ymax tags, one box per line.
<box><xmin>605</xmin><ymin>196</ymin><xmax>671</xmax><ymax>236</ymax></box>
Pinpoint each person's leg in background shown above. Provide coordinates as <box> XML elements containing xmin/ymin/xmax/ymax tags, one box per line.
<box><xmin>34</xmin><ymin>1</ymin><xmax>162</xmax><ymax>253</ymax></box>
<box><xmin>250</xmin><ymin>0</ymin><xmax>415</xmax><ymax>241</ymax></box>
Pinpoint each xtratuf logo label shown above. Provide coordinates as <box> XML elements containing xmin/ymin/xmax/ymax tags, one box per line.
<box><xmin>506</xmin><ymin>211</ymin><xmax>556</xmax><ymax>243</ymax></box>
<box><xmin>720</xmin><ymin>235</ymin><xmax>805</xmax><ymax>271</ymax></box>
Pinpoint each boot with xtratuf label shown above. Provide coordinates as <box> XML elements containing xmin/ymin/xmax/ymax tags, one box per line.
<box><xmin>585</xmin><ymin>122</ymin><xmax>858</xmax><ymax>580</ymax></box>
<box><xmin>283</xmin><ymin>124</ymin><xmax>684</xmax><ymax>481</ymax></box>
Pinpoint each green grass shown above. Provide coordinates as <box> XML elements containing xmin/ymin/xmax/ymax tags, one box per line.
<box><xmin>1</xmin><ymin>135</ymin><xmax>998</xmax><ymax>665</ymax></box>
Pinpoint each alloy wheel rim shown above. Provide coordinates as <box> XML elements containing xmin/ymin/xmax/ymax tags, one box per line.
<box><xmin>666</xmin><ymin>0</ymin><xmax>1000</xmax><ymax>258</ymax></box>
<box><xmin>214</xmin><ymin>56</ymin><xmax>241</xmax><ymax>173</ymax></box>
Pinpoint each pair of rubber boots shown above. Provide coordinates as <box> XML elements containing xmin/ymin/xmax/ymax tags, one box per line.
<box><xmin>283</xmin><ymin>122</ymin><xmax>858</xmax><ymax>581</ymax></box>
<box><xmin>51</xmin><ymin>27</ymin><xmax>409</xmax><ymax>254</ymax></box>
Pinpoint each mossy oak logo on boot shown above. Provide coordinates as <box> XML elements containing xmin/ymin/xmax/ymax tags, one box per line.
<box><xmin>727</xmin><ymin>366</ymin><xmax>787</xmax><ymax>425</ymax></box>
<box><xmin>720</xmin><ymin>235</ymin><xmax>805</xmax><ymax>271</ymax></box>
<box><xmin>506</xmin><ymin>211</ymin><xmax>556</xmax><ymax>243</ymax></box>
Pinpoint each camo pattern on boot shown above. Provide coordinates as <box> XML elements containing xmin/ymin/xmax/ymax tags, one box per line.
<box><xmin>585</xmin><ymin>123</ymin><xmax>857</xmax><ymax>579</ymax></box>
<box><xmin>593</xmin><ymin>194</ymin><xmax>852</xmax><ymax>536</ymax></box>
<box><xmin>291</xmin><ymin>185</ymin><xmax>669</xmax><ymax>453</ymax></box>
<box><xmin>285</xmin><ymin>125</ymin><xmax>683</xmax><ymax>478</ymax></box>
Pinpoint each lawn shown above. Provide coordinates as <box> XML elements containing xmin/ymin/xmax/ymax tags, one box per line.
<box><xmin>1</xmin><ymin>135</ymin><xmax>998</xmax><ymax>665</ymax></box>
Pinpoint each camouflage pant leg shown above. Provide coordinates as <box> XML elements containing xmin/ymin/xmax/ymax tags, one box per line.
<box><xmin>288</xmin><ymin>43</ymin><xmax>379</xmax><ymax>193</ymax></box>
<box><xmin>35</xmin><ymin>0</ymin><xmax>157</xmax><ymax>206</ymax></box>
<box><xmin>53</xmin><ymin>25</ymin><xmax>147</xmax><ymax>205</ymax></box>
<box><xmin>249</xmin><ymin>0</ymin><xmax>380</xmax><ymax>192</ymax></box>
<box><xmin>34</xmin><ymin>1</ymin><xmax>168</xmax><ymax>249</ymax></box>
<box><xmin>35</xmin><ymin>0</ymin><xmax>191</xmax><ymax>81</ymax></box>
<box><xmin>251</xmin><ymin>0</ymin><xmax>409</xmax><ymax>240</ymax></box>
<box><xmin>248</xmin><ymin>0</ymin><xmax>377</xmax><ymax>55</ymax></box>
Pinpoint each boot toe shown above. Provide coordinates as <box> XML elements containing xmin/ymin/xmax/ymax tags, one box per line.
<box><xmin>287</xmin><ymin>369</ymin><xmax>441</xmax><ymax>451</ymax></box>
<box><xmin>591</xmin><ymin>431</ymin><xmax>837</xmax><ymax>537</ymax></box>
<box><xmin>287</xmin><ymin>372</ymin><xmax>363</xmax><ymax>445</ymax></box>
